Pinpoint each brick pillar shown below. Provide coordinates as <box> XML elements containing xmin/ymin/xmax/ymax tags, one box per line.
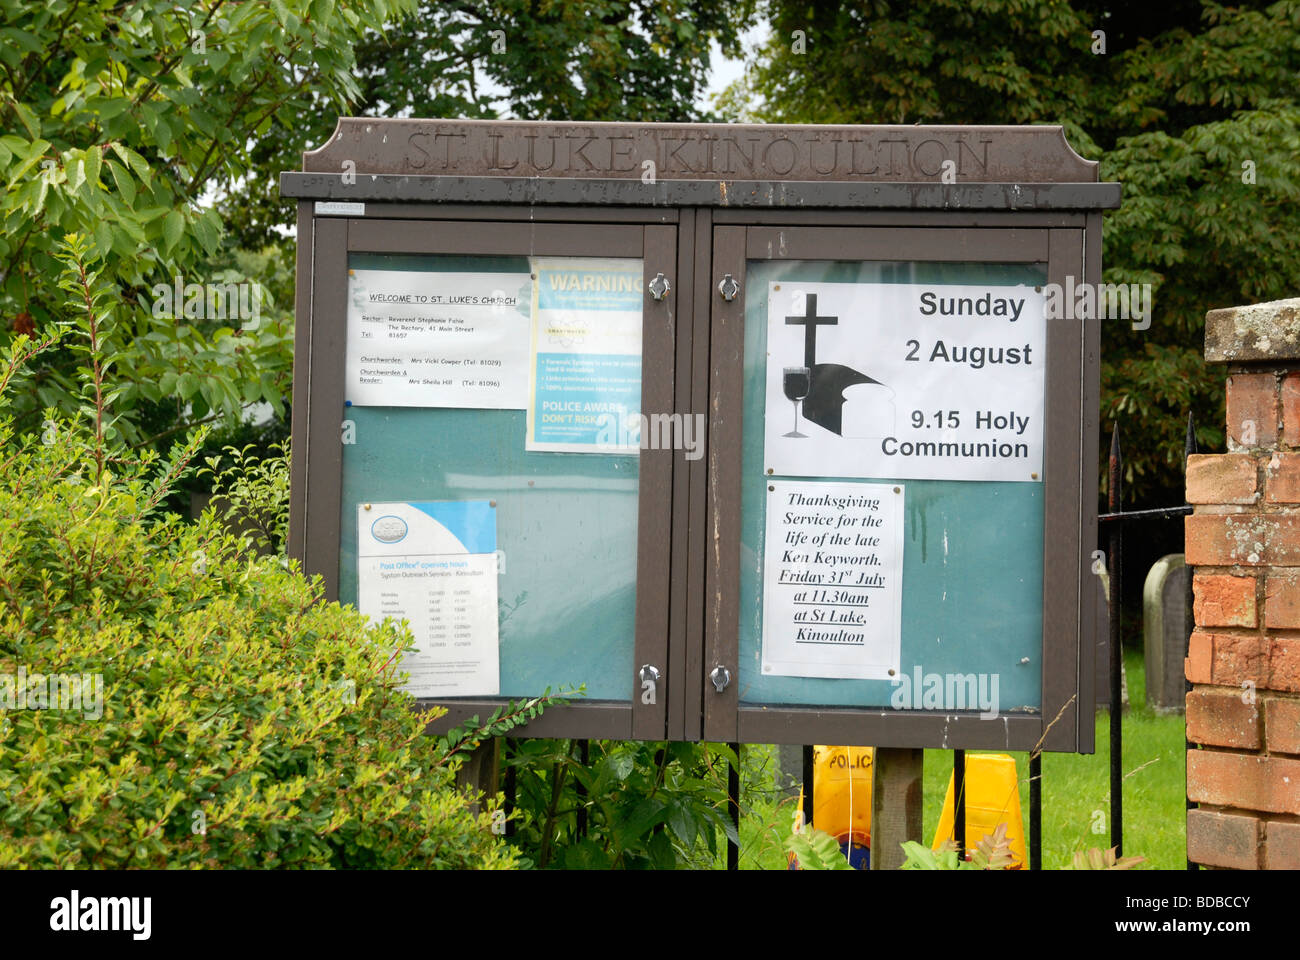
<box><xmin>1184</xmin><ymin>298</ymin><xmax>1300</xmax><ymax>870</ymax></box>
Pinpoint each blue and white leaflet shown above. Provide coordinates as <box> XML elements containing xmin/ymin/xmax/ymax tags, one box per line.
<box><xmin>356</xmin><ymin>501</ymin><xmax>500</xmax><ymax>697</ymax></box>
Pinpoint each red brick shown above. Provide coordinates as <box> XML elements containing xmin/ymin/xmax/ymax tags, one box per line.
<box><xmin>1210</xmin><ymin>633</ymin><xmax>1270</xmax><ymax>687</ymax></box>
<box><xmin>1185</xmin><ymin>513</ymin><xmax>1300</xmax><ymax>566</ymax></box>
<box><xmin>1187</xmin><ymin>688</ymin><xmax>1262</xmax><ymax>748</ymax></box>
<box><xmin>1227</xmin><ymin>372</ymin><xmax>1279</xmax><ymax>448</ymax></box>
<box><xmin>1187</xmin><ymin>750</ymin><xmax>1300</xmax><ymax>814</ymax></box>
<box><xmin>1264</xmin><ymin>697</ymin><xmax>1300</xmax><ymax>754</ymax></box>
<box><xmin>1186</xmin><ymin>808</ymin><xmax>1262</xmax><ymax>869</ymax></box>
<box><xmin>1195</xmin><ymin>574</ymin><xmax>1257</xmax><ymax>627</ymax></box>
<box><xmin>1186</xmin><ymin>630</ymin><xmax>1213</xmax><ymax>684</ymax></box>
<box><xmin>1264</xmin><ymin>820</ymin><xmax>1300</xmax><ymax>869</ymax></box>
<box><xmin>1187</xmin><ymin>454</ymin><xmax>1258</xmax><ymax>504</ymax></box>
<box><xmin>1263</xmin><ymin>452</ymin><xmax>1300</xmax><ymax>504</ymax></box>
<box><xmin>1270</xmin><ymin>637</ymin><xmax>1300</xmax><ymax>692</ymax></box>
<box><xmin>1265</xmin><ymin>576</ymin><xmax>1300</xmax><ymax>629</ymax></box>
<box><xmin>1283</xmin><ymin>372</ymin><xmax>1300</xmax><ymax>447</ymax></box>
<box><xmin>1265</xmin><ymin>452</ymin><xmax>1300</xmax><ymax>503</ymax></box>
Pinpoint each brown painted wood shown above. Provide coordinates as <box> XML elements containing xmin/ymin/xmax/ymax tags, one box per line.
<box><xmin>321</xmin><ymin>203</ymin><xmax>678</xmax><ymax>223</ymax></box>
<box><xmin>1041</xmin><ymin>228</ymin><xmax>1087</xmax><ymax>752</ymax></box>
<box><xmin>453</xmin><ymin>738</ymin><xmax>500</xmax><ymax>816</ymax></box>
<box><xmin>288</xmin><ymin>201</ymin><xmax>314</xmax><ymax>565</ymax></box>
<box><xmin>684</xmin><ymin>209</ymin><xmax>713</xmax><ymax>741</ymax></box>
<box><xmin>301</xmin><ymin>217</ymin><xmax>348</xmax><ymax>600</ymax></box>
<box><xmin>421</xmin><ymin>700</ymin><xmax>632</xmax><ymax>740</ymax></box>
<box><xmin>715</xmin><ymin>210</ymin><xmax>1087</xmax><ymax>228</ymax></box>
<box><xmin>304</xmin><ymin>119</ymin><xmax>1100</xmax><ymax>184</ymax></box>
<box><xmin>1077</xmin><ymin>215</ymin><xmax>1103</xmax><ymax>755</ymax></box>
<box><xmin>703</xmin><ymin>225</ymin><xmax>746</xmax><ymax>743</ymax></box>
<box><xmin>666</xmin><ymin>210</ymin><xmax>696</xmax><ymax>741</ymax></box>
<box><xmin>738</xmin><ymin>707</ymin><xmax>1043</xmax><ymax>750</ymax></box>
<box><xmin>744</xmin><ymin>225</ymin><xmax>1046</xmax><ymax>262</ymax></box>
<box><xmin>347</xmin><ymin>218</ymin><xmax>642</xmax><ymax>257</ymax></box>
<box><xmin>870</xmin><ymin>748</ymin><xmax>925</xmax><ymax>870</ymax></box>
<box><xmin>632</xmin><ymin>223</ymin><xmax>678</xmax><ymax>741</ymax></box>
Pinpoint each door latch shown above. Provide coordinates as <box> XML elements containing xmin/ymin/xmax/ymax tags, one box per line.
<box><xmin>648</xmin><ymin>273</ymin><xmax>671</xmax><ymax>300</ymax></box>
<box><xmin>717</xmin><ymin>273</ymin><xmax>740</xmax><ymax>301</ymax></box>
<box><xmin>639</xmin><ymin>664</ymin><xmax>660</xmax><ymax>704</ymax></box>
<box><xmin>710</xmin><ymin>665</ymin><xmax>731</xmax><ymax>693</ymax></box>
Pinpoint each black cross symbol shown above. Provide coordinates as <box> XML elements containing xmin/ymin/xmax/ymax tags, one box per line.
<box><xmin>785</xmin><ymin>294</ymin><xmax>838</xmax><ymax>368</ymax></box>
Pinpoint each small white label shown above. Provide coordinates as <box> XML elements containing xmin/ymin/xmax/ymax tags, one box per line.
<box><xmin>315</xmin><ymin>201</ymin><xmax>365</xmax><ymax>216</ymax></box>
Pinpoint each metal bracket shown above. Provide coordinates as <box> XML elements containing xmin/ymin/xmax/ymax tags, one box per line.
<box><xmin>710</xmin><ymin>665</ymin><xmax>731</xmax><ymax>693</ymax></box>
<box><xmin>718</xmin><ymin>273</ymin><xmax>740</xmax><ymax>301</ymax></box>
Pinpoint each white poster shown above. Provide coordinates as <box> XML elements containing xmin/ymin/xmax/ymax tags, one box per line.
<box><xmin>356</xmin><ymin>501</ymin><xmax>499</xmax><ymax>697</ymax></box>
<box><xmin>762</xmin><ymin>481</ymin><xmax>905</xmax><ymax>680</ymax></box>
<box><xmin>764</xmin><ymin>281</ymin><xmax>1046</xmax><ymax>483</ymax></box>
<box><xmin>345</xmin><ymin>268</ymin><xmax>531</xmax><ymax>409</ymax></box>
<box><xmin>526</xmin><ymin>257</ymin><xmax>643</xmax><ymax>454</ymax></box>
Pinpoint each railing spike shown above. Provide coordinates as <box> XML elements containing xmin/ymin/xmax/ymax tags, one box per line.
<box><xmin>1108</xmin><ymin>423</ymin><xmax>1122</xmax><ymax>512</ymax></box>
<box><xmin>1185</xmin><ymin>412</ymin><xmax>1198</xmax><ymax>462</ymax></box>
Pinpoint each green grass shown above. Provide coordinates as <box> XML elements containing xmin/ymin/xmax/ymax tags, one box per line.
<box><xmin>719</xmin><ymin>647</ymin><xmax>1188</xmax><ymax>869</ymax></box>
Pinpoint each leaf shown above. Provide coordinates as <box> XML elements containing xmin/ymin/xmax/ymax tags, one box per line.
<box><xmin>663</xmin><ymin>799</ymin><xmax>694</xmax><ymax>847</ymax></box>
<box><xmin>11</xmin><ymin>100</ymin><xmax>40</xmax><ymax>138</ymax></box>
<box><xmin>1067</xmin><ymin>846</ymin><xmax>1146</xmax><ymax>870</ymax></box>
<box><xmin>65</xmin><ymin>156</ymin><xmax>86</xmax><ymax>193</ymax></box>
<box><xmin>967</xmin><ymin>822</ymin><xmax>1016</xmax><ymax>870</ymax></box>
<box><xmin>106</xmin><ymin>160</ymin><xmax>135</xmax><ymax>206</ymax></box>
<box><xmin>93</xmin><ymin>220</ymin><xmax>115</xmax><ymax>260</ymax></box>
<box><xmin>786</xmin><ymin>827</ymin><xmax>853</xmax><ymax>870</ymax></box>
<box><xmin>162</xmin><ymin>210</ymin><xmax>185</xmax><ymax>252</ymax></box>
<box><xmin>646</xmin><ymin>829</ymin><xmax>677</xmax><ymax>869</ymax></box>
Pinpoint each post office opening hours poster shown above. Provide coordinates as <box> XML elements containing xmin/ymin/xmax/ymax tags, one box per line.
<box><xmin>764</xmin><ymin>281</ymin><xmax>1046</xmax><ymax>483</ymax></box>
<box><xmin>356</xmin><ymin>501</ymin><xmax>500</xmax><ymax>698</ymax></box>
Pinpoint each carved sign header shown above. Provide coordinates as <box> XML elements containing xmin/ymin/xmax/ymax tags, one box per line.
<box><xmin>303</xmin><ymin>119</ymin><xmax>1097</xmax><ymax>184</ymax></box>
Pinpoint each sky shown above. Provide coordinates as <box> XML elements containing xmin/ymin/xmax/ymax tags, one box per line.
<box><xmin>698</xmin><ymin>24</ymin><xmax>767</xmax><ymax>116</ymax></box>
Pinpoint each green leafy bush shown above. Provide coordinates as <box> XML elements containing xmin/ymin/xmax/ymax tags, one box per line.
<box><xmin>198</xmin><ymin>440</ymin><xmax>292</xmax><ymax>556</ymax></box>
<box><xmin>0</xmin><ymin>329</ymin><xmax>518</xmax><ymax>868</ymax></box>
<box><xmin>504</xmin><ymin>739</ymin><xmax>740</xmax><ymax>869</ymax></box>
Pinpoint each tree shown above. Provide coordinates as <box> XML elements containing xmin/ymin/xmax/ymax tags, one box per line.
<box><xmin>719</xmin><ymin>0</ymin><xmax>1300</xmax><ymax>503</ymax></box>
<box><xmin>0</xmin><ymin>0</ymin><xmax>418</xmax><ymax>447</ymax></box>
<box><xmin>2</xmin><ymin>1</ymin><xmax>753</xmax><ymax>447</ymax></box>
<box><xmin>227</xmin><ymin>0</ymin><xmax>755</xmax><ymax>250</ymax></box>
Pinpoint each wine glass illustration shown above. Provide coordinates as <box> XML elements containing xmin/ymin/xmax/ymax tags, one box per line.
<box><xmin>782</xmin><ymin>366</ymin><xmax>811</xmax><ymax>438</ymax></box>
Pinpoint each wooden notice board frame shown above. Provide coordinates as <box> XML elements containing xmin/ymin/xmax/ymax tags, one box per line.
<box><xmin>282</xmin><ymin>119</ymin><xmax>1115</xmax><ymax>752</ymax></box>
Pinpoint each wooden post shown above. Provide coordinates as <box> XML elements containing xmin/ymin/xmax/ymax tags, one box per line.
<box><xmin>454</xmin><ymin>738</ymin><xmax>501</xmax><ymax>816</ymax></box>
<box><xmin>870</xmin><ymin>747</ymin><xmax>924</xmax><ymax>870</ymax></box>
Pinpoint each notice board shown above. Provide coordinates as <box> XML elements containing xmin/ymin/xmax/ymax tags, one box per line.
<box><xmin>282</xmin><ymin>119</ymin><xmax>1116</xmax><ymax>751</ymax></box>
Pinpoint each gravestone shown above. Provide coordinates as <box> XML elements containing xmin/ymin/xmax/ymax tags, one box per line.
<box><xmin>1142</xmin><ymin>554</ymin><xmax>1189</xmax><ymax>713</ymax></box>
<box><xmin>1093</xmin><ymin>569</ymin><xmax>1129</xmax><ymax>709</ymax></box>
